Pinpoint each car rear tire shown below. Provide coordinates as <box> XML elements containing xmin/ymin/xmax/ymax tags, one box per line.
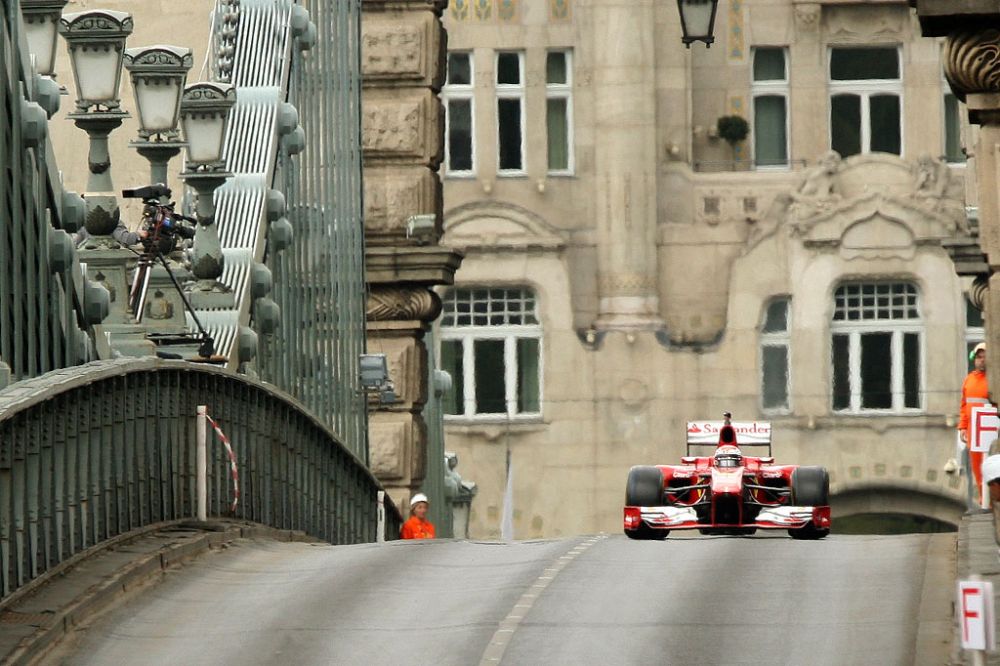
<box><xmin>789</xmin><ymin>466</ymin><xmax>830</xmax><ymax>540</ymax></box>
<box><xmin>625</xmin><ymin>466</ymin><xmax>668</xmax><ymax>540</ymax></box>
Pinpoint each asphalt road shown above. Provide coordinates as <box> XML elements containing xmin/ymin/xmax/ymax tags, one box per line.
<box><xmin>52</xmin><ymin>532</ymin><xmax>953</xmax><ymax>666</ymax></box>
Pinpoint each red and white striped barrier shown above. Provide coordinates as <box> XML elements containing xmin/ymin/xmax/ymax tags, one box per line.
<box><xmin>204</xmin><ymin>412</ymin><xmax>240</xmax><ymax>515</ymax></box>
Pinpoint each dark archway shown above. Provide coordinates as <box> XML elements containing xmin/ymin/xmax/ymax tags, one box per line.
<box><xmin>833</xmin><ymin>512</ymin><xmax>957</xmax><ymax>534</ymax></box>
<box><xmin>831</xmin><ymin>485</ymin><xmax>965</xmax><ymax>534</ymax></box>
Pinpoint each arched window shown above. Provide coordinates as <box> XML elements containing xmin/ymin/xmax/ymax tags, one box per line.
<box><xmin>831</xmin><ymin>282</ymin><xmax>922</xmax><ymax>413</ymax></box>
<box><xmin>438</xmin><ymin>287</ymin><xmax>542</xmax><ymax>419</ymax></box>
<box><xmin>760</xmin><ymin>297</ymin><xmax>790</xmax><ymax>412</ymax></box>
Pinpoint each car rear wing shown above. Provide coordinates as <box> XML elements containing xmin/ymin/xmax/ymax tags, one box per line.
<box><xmin>686</xmin><ymin>421</ymin><xmax>772</xmax><ymax>455</ymax></box>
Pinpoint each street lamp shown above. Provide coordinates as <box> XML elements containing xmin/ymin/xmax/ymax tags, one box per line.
<box><xmin>180</xmin><ymin>82</ymin><xmax>236</xmax><ymax>307</ymax></box>
<box><xmin>124</xmin><ymin>45</ymin><xmax>193</xmax><ymax>187</ymax></box>
<box><xmin>20</xmin><ymin>0</ymin><xmax>68</xmax><ymax>77</ymax></box>
<box><xmin>677</xmin><ymin>0</ymin><xmax>719</xmax><ymax>48</ymax></box>
<box><xmin>58</xmin><ymin>9</ymin><xmax>133</xmax><ymax>240</ymax></box>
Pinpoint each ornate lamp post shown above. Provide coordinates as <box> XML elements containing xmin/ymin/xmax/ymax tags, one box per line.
<box><xmin>58</xmin><ymin>9</ymin><xmax>132</xmax><ymax>244</ymax></box>
<box><xmin>180</xmin><ymin>82</ymin><xmax>236</xmax><ymax>307</ymax></box>
<box><xmin>123</xmin><ymin>45</ymin><xmax>193</xmax><ymax>188</ymax></box>
<box><xmin>20</xmin><ymin>0</ymin><xmax>68</xmax><ymax>76</ymax></box>
<box><xmin>677</xmin><ymin>0</ymin><xmax>720</xmax><ymax>47</ymax></box>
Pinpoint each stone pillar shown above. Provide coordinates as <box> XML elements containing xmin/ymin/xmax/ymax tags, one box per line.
<box><xmin>943</xmin><ymin>30</ymin><xmax>1000</xmax><ymax>394</ymax></box>
<box><xmin>592</xmin><ymin>0</ymin><xmax>663</xmax><ymax>330</ymax></box>
<box><xmin>361</xmin><ymin>0</ymin><xmax>462</xmax><ymax>509</ymax></box>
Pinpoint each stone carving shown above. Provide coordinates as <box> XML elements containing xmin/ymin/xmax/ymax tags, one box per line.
<box><xmin>795</xmin><ymin>151</ymin><xmax>841</xmax><ymax>202</ymax></box>
<box><xmin>144</xmin><ymin>290</ymin><xmax>174</xmax><ymax>320</ymax></box>
<box><xmin>362</xmin><ymin>94</ymin><xmax>439</xmax><ymax>162</ymax></box>
<box><xmin>364</xmin><ymin>101</ymin><xmax>421</xmax><ymax>153</ymax></box>
<box><xmin>970</xmin><ymin>275</ymin><xmax>989</xmax><ymax>312</ymax></box>
<box><xmin>366</xmin><ymin>287</ymin><xmax>442</xmax><ymax>322</ymax></box>
<box><xmin>793</xmin><ymin>3</ymin><xmax>820</xmax><ymax>34</ymax></box>
<box><xmin>444</xmin><ymin>451</ymin><xmax>478</xmax><ymax>502</ymax></box>
<box><xmin>824</xmin><ymin>6</ymin><xmax>905</xmax><ymax>44</ymax></box>
<box><xmin>362</xmin><ymin>22</ymin><xmax>424</xmax><ymax>80</ymax></box>
<box><xmin>93</xmin><ymin>271</ymin><xmax>116</xmax><ymax>303</ymax></box>
<box><xmin>913</xmin><ymin>154</ymin><xmax>950</xmax><ymax>202</ymax></box>
<box><xmin>748</xmin><ymin>153</ymin><xmax>965</xmax><ymax>252</ymax></box>
<box><xmin>944</xmin><ymin>29</ymin><xmax>1000</xmax><ymax>101</ymax></box>
<box><xmin>443</xmin><ymin>200</ymin><xmax>565</xmax><ymax>252</ymax></box>
<box><xmin>364</xmin><ymin>168</ymin><xmax>437</xmax><ymax>238</ymax></box>
<box><xmin>787</xmin><ymin>151</ymin><xmax>842</xmax><ymax>226</ymax></box>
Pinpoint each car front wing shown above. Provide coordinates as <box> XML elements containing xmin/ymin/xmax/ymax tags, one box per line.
<box><xmin>623</xmin><ymin>504</ymin><xmax>832</xmax><ymax>531</ymax></box>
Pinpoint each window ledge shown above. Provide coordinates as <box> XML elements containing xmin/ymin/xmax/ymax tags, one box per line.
<box><xmin>773</xmin><ymin>413</ymin><xmax>950</xmax><ymax>434</ymax></box>
<box><xmin>445</xmin><ymin>419</ymin><xmax>548</xmax><ymax>440</ymax></box>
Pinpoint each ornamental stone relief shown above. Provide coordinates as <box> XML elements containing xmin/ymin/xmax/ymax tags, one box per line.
<box><xmin>366</xmin><ymin>286</ymin><xmax>442</xmax><ymax>322</ymax></box>
<box><xmin>793</xmin><ymin>3</ymin><xmax>820</xmax><ymax>36</ymax></box>
<box><xmin>362</xmin><ymin>15</ymin><xmax>437</xmax><ymax>83</ymax></box>
<box><xmin>364</xmin><ymin>167</ymin><xmax>438</xmax><ymax>240</ymax></box>
<box><xmin>944</xmin><ymin>29</ymin><xmax>1000</xmax><ymax>101</ymax></box>
<box><xmin>742</xmin><ymin>152</ymin><xmax>966</xmax><ymax>255</ymax></box>
<box><xmin>361</xmin><ymin>91</ymin><xmax>440</xmax><ymax>164</ymax></box>
<box><xmin>823</xmin><ymin>5</ymin><xmax>906</xmax><ymax>44</ymax></box>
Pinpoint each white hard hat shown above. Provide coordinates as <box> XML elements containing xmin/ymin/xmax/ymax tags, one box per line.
<box><xmin>984</xmin><ymin>455</ymin><xmax>1000</xmax><ymax>484</ymax></box>
<box><xmin>410</xmin><ymin>492</ymin><xmax>429</xmax><ymax>508</ymax></box>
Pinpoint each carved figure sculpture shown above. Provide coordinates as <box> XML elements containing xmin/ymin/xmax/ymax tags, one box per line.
<box><xmin>914</xmin><ymin>153</ymin><xmax>950</xmax><ymax>200</ymax></box>
<box><xmin>794</xmin><ymin>151</ymin><xmax>842</xmax><ymax>202</ymax></box>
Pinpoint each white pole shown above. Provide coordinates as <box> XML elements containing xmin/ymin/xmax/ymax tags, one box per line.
<box><xmin>197</xmin><ymin>405</ymin><xmax>207</xmax><ymax>522</ymax></box>
<box><xmin>377</xmin><ymin>491</ymin><xmax>386</xmax><ymax>544</ymax></box>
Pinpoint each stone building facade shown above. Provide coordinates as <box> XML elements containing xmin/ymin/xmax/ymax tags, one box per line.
<box><xmin>438</xmin><ymin>0</ymin><xmax>977</xmax><ymax>538</ymax></box>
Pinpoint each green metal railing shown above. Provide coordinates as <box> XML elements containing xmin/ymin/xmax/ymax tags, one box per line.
<box><xmin>0</xmin><ymin>359</ymin><xmax>402</xmax><ymax>600</ymax></box>
<box><xmin>1</xmin><ymin>0</ymin><xmax>96</xmax><ymax>383</ymax></box>
<box><xmin>261</xmin><ymin>0</ymin><xmax>368</xmax><ymax>460</ymax></box>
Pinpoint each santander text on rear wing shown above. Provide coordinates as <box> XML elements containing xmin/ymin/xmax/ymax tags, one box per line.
<box><xmin>686</xmin><ymin>421</ymin><xmax>772</xmax><ymax>454</ymax></box>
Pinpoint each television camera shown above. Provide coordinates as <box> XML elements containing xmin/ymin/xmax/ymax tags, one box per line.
<box><xmin>122</xmin><ymin>184</ymin><xmax>197</xmax><ymax>255</ymax></box>
<box><xmin>122</xmin><ymin>184</ymin><xmax>216</xmax><ymax>359</ymax></box>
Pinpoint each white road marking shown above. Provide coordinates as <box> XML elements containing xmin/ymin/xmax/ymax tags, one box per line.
<box><xmin>478</xmin><ymin>536</ymin><xmax>606</xmax><ymax>666</ymax></box>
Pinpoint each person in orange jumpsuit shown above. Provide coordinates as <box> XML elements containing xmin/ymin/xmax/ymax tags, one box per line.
<box><xmin>400</xmin><ymin>493</ymin><xmax>435</xmax><ymax>539</ymax></box>
<box><xmin>959</xmin><ymin>342</ymin><xmax>990</xmax><ymax>508</ymax></box>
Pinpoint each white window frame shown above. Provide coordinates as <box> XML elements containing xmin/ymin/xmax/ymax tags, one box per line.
<box><xmin>496</xmin><ymin>51</ymin><xmax>526</xmax><ymax>176</ymax></box>
<box><xmin>751</xmin><ymin>47</ymin><xmax>790</xmax><ymax>171</ymax></box>
<box><xmin>830</xmin><ymin>282</ymin><xmax>924</xmax><ymax>415</ymax></box>
<box><xmin>439</xmin><ymin>287</ymin><xmax>543</xmax><ymax>422</ymax></box>
<box><xmin>443</xmin><ymin>51</ymin><xmax>475</xmax><ymax>177</ymax></box>
<box><xmin>546</xmin><ymin>49</ymin><xmax>574</xmax><ymax>176</ymax></box>
<box><xmin>759</xmin><ymin>297</ymin><xmax>791</xmax><ymax>414</ymax></box>
<box><xmin>827</xmin><ymin>46</ymin><xmax>904</xmax><ymax>157</ymax></box>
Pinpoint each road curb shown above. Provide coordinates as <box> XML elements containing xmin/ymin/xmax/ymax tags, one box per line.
<box><xmin>0</xmin><ymin>521</ymin><xmax>317</xmax><ymax>666</ymax></box>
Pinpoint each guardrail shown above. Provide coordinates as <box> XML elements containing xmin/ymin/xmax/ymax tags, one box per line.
<box><xmin>0</xmin><ymin>359</ymin><xmax>401</xmax><ymax>600</ymax></box>
<box><xmin>2</xmin><ymin>1</ymin><xmax>98</xmax><ymax>384</ymax></box>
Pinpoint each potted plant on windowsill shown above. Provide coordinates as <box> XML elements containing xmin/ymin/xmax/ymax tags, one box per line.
<box><xmin>717</xmin><ymin>115</ymin><xmax>750</xmax><ymax>170</ymax></box>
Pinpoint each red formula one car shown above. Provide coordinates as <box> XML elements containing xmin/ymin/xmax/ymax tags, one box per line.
<box><xmin>623</xmin><ymin>413</ymin><xmax>831</xmax><ymax>540</ymax></box>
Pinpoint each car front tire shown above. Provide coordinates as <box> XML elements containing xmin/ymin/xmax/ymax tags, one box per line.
<box><xmin>625</xmin><ymin>466</ymin><xmax>669</xmax><ymax>540</ymax></box>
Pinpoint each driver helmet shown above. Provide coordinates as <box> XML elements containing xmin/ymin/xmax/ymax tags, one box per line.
<box><xmin>714</xmin><ymin>445</ymin><xmax>743</xmax><ymax>469</ymax></box>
